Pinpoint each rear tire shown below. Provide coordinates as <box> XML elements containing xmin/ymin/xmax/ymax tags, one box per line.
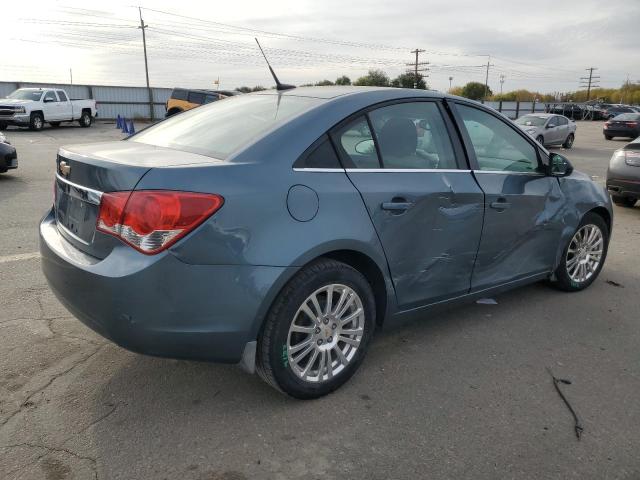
<box><xmin>79</xmin><ymin>111</ymin><xmax>92</xmax><ymax>128</ymax></box>
<box><xmin>536</xmin><ymin>135</ymin><xmax>544</xmax><ymax>145</ymax></box>
<box><xmin>257</xmin><ymin>258</ymin><xmax>375</xmax><ymax>399</ymax></box>
<box><xmin>562</xmin><ymin>133</ymin><xmax>574</xmax><ymax>149</ymax></box>
<box><xmin>0</xmin><ymin>122</ymin><xmax>7</xmax><ymax>131</ymax></box>
<box><xmin>29</xmin><ymin>112</ymin><xmax>44</xmax><ymax>131</ymax></box>
<box><xmin>550</xmin><ymin>212</ymin><xmax>609</xmax><ymax>292</ymax></box>
<box><xmin>612</xmin><ymin>195</ymin><xmax>637</xmax><ymax>208</ymax></box>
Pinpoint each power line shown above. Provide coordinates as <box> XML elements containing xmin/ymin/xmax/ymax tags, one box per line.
<box><xmin>405</xmin><ymin>49</ymin><xmax>429</xmax><ymax>88</ymax></box>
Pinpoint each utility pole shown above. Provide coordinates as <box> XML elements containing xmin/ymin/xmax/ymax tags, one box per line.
<box><xmin>138</xmin><ymin>7</ymin><xmax>154</xmax><ymax>121</ymax></box>
<box><xmin>69</xmin><ymin>68</ymin><xmax>73</xmax><ymax>85</ymax></box>
<box><xmin>499</xmin><ymin>74</ymin><xmax>505</xmax><ymax>95</ymax></box>
<box><xmin>579</xmin><ymin>67</ymin><xmax>599</xmax><ymax>101</ymax></box>
<box><xmin>482</xmin><ymin>55</ymin><xmax>494</xmax><ymax>103</ymax></box>
<box><xmin>405</xmin><ymin>49</ymin><xmax>429</xmax><ymax>89</ymax></box>
<box><xmin>448</xmin><ymin>76</ymin><xmax>453</xmax><ymax>91</ymax></box>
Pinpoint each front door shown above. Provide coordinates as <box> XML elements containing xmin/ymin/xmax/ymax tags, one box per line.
<box><xmin>42</xmin><ymin>90</ymin><xmax>60</xmax><ymax>121</ymax></box>
<box><xmin>331</xmin><ymin>100</ymin><xmax>484</xmax><ymax>309</ymax></box>
<box><xmin>454</xmin><ymin>102</ymin><xmax>565</xmax><ymax>291</ymax></box>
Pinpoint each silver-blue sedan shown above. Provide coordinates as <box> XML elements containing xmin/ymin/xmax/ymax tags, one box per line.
<box><xmin>40</xmin><ymin>87</ymin><xmax>612</xmax><ymax>398</ymax></box>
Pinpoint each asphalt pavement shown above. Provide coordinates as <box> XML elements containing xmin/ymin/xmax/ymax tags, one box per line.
<box><xmin>0</xmin><ymin>121</ymin><xmax>638</xmax><ymax>480</ymax></box>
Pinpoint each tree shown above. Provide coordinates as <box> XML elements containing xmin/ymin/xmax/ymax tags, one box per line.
<box><xmin>460</xmin><ymin>81</ymin><xmax>491</xmax><ymax>100</ymax></box>
<box><xmin>235</xmin><ymin>86</ymin><xmax>252</xmax><ymax>93</ymax></box>
<box><xmin>315</xmin><ymin>79</ymin><xmax>334</xmax><ymax>86</ymax></box>
<box><xmin>251</xmin><ymin>86</ymin><xmax>267</xmax><ymax>92</ymax></box>
<box><xmin>354</xmin><ymin>69</ymin><xmax>390</xmax><ymax>87</ymax></box>
<box><xmin>449</xmin><ymin>86</ymin><xmax>463</xmax><ymax>97</ymax></box>
<box><xmin>391</xmin><ymin>73</ymin><xmax>427</xmax><ymax>89</ymax></box>
<box><xmin>335</xmin><ymin>75</ymin><xmax>351</xmax><ymax>86</ymax></box>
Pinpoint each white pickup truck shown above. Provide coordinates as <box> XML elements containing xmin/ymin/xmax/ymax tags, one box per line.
<box><xmin>0</xmin><ymin>88</ymin><xmax>97</xmax><ymax>131</ymax></box>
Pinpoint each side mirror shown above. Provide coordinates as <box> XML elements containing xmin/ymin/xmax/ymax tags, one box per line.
<box><xmin>549</xmin><ymin>153</ymin><xmax>573</xmax><ymax>177</ymax></box>
<box><xmin>43</xmin><ymin>98</ymin><xmax>54</xmax><ymax>103</ymax></box>
<box><xmin>546</xmin><ymin>123</ymin><xmax>556</xmax><ymax>129</ymax></box>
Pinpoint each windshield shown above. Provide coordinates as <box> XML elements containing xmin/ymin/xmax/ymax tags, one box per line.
<box><xmin>515</xmin><ymin>116</ymin><xmax>547</xmax><ymax>127</ymax></box>
<box><xmin>132</xmin><ymin>94</ymin><xmax>322</xmax><ymax>159</ymax></box>
<box><xmin>613</xmin><ymin>113</ymin><xmax>640</xmax><ymax>121</ymax></box>
<box><xmin>7</xmin><ymin>89</ymin><xmax>43</xmax><ymax>101</ymax></box>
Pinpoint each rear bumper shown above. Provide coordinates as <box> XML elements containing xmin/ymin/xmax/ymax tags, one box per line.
<box><xmin>606</xmin><ymin>178</ymin><xmax>640</xmax><ymax>198</ymax></box>
<box><xmin>604</xmin><ymin>128</ymin><xmax>640</xmax><ymax>138</ymax></box>
<box><xmin>39</xmin><ymin>209</ymin><xmax>291</xmax><ymax>363</ymax></box>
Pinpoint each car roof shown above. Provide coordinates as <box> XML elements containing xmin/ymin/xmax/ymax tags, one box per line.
<box><xmin>253</xmin><ymin>86</ymin><xmax>445</xmax><ymax>101</ymax></box>
<box><xmin>521</xmin><ymin>113</ymin><xmax>553</xmax><ymax>118</ymax></box>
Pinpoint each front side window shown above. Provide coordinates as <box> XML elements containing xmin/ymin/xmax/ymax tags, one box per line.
<box><xmin>457</xmin><ymin>104</ymin><xmax>539</xmax><ymax>173</ymax></box>
<box><xmin>557</xmin><ymin>116</ymin><xmax>568</xmax><ymax>126</ymax></box>
<box><xmin>188</xmin><ymin>92</ymin><xmax>205</xmax><ymax>104</ymax></box>
<box><xmin>43</xmin><ymin>91</ymin><xmax>57</xmax><ymax>102</ymax></box>
<box><xmin>332</xmin><ymin>116</ymin><xmax>380</xmax><ymax>169</ymax></box>
<box><xmin>369</xmin><ymin>102</ymin><xmax>456</xmax><ymax>169</ymax></box>
<box><xmin>57</xmin><ymin>91</ymin><xmax>68</xmax><ymax>102</ymax></box>
<box><xmin>132</xmin><ymin>94</ymin><xmax>321</xmax><ymax>159</ymax></box>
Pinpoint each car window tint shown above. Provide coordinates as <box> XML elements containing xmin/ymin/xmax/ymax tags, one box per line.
<box><xmin>44</xmin><ymin>91</ymin><xmax>57</xmax><ymax>102</ymax></box>
<box><xmin>294</xmin><ymin>137</ymin><xmax>342</xmax><ymax>169</ymax></box>
<box><xmin>188</xmin><ymin>92</ymin><xmax>205</xmax><ymax>104</ymax></box>
<box><xmin>172</xmin><ymin>89</ymin><xmax>188</xmax><ymax>100</ymax></box>
<box><xmin>57</xmin><ymin>91</ymin><xmax>68</xmax><ymax>102</ymax></box>
<box><xmin>204</xmin><ymin>94</ymin><xmax>218</xmax><ymax>104</ymax></box>
<box><xmin>333</xmin><ymin>116</ymin><xmax>380</xmax><ymax>169</ymax></box>
<box><xmin>132</xmin><ymin>94</ymin><xmax>321</xmax><ymax>159</ymax></box>
<box><xmin>368</xmin><ymin>102</ymin><xmax>457</xmax><ymax>169</ymax></box>
<box><xmin>457</xmin><ymin>104</ymin><xmax>539</xmax><ymax>173</ymax></box>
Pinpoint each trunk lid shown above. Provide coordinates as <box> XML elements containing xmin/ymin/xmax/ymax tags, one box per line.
<box><xmin>54</xmin><ymin>141</ymin><xmax>222</xmax><ymax>258</ymax></box>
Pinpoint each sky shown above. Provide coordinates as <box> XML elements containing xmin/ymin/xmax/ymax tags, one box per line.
<box><xmin>2</xmin><ymin>0</ymin><xmax>639</xmax><ymax>95</ymax></box>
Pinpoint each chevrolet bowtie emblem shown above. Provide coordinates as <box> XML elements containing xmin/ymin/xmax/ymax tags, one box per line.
<box><xmin>59</xmin><ymin>161</ymin><xmax>71</xmax><ymax>177</ymax></box>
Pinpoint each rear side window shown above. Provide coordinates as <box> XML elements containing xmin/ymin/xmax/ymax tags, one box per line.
<box><xmin>171</xmin><ymin>89</ymin><xmax>188</xmax><ymax>100</ymax></box>
<box><xmin>132</xmin><ymin>94</ymin><xmax>321</xmax><ymax>159</ymax></box>
<box><xmin>188</xmin><ymin>92</ymin><xmax>205</xmax><ymax>104</ymax></box>
<box><xmin>332</xmin><ymin>116</ymin><xmax>380</xmax><ymax>169</ymax></box>
<box><xmin>457</xmin><ymin>104</ymin><xmax>539</xmax><ymax>173</ymax></box>
<box><xmin>294</xmin><ymin>137</ymin><xmax>341</xmax><ymax>169</ymax></box>
<box><xmin>57</xmin><ymin>90</ymin><xmax>68</xmax><ymax>102</ymax></box>
<box><xmin>369</xmin><ymin>102</ymin><xmax>457</xmax><ymax>169</ymax></box>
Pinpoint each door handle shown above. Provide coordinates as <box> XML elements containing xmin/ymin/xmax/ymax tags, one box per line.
<box><xmin>490</xmin><ymin>198</ymin><xmax>511</xmax><ymax>210</ymax></box>
<box><xmin>381</xmin><ymin>198</ymin><xmax>414</xmax><ymax>212</ymax></box>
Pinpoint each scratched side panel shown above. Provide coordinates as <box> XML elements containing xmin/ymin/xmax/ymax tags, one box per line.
<box><xmin>346</xmin><ymin>171</ymin><xmax>485</xmax><ymax>310</ymax></box>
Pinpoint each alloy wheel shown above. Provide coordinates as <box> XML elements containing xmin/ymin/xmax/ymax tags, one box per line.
<box><xmin>287</xmin><ymin>284</ymin><xmax>365</xmax><ymax>383</ymax></box>
<box><xmin>566</xmin><ymin>224</ymin><xmax>604</xmax><ymax>283</ymax></box>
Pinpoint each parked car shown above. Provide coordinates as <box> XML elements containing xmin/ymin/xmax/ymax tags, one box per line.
<box><xmin>0</xmin><ymin>88</ymin><xmax>97</xmax><ymax>131</ymax></box>
<box><xmin>41</xmin><ymin>87</ymin><xmax>612</xmax><ymax>398</ymax></box>
<box><xmin>165</xmin><ymin>88</ymin><xmax>238</xmax><ymax>117</ymax></box>
<box><xmin>606</xmin><ymin>137</ymin><xmax>640</xmax><ymax>208</ymax></box>
<box><xmin>0</xmin><ymin>132</ymin><xmax>17</xmax><ymax>173</ymax></box>
<box><xmin>603</xmin><ymin>113</ymin><xmax>640</xmax><ymax>140</ymax></box>
<box><xmin>603</xmin><ymin>105</ymin><xmax>635</xmax><ymax>119</ymax></box>
<box><xmin>548</xmin><ymin>103</ymin><xmax>584</xmax><ymax>120</ymax></box>
<box><xmin>515</xmin><ymin>113</ymin><xmax>576</xmax><ymax>148</ymax></box>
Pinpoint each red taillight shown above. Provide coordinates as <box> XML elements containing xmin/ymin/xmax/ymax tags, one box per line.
<box><xmin>604</xmin><ymin>122</ymin><xmax>611</xmax><ymax>127</ymax></box>
<box><xmin>96</xmin><ymin>190</ymin><xmax>224</xmax><ymax>254</ymax></box>
<box><xmin>626</xmin><ymin>122</ymin><xmax>638</xmax><ymax>127</ymax></box>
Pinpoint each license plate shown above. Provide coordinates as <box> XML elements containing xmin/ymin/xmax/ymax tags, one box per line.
<box><xmin>55</xmin><ymin>181</ymin><xmax>98</xmax><ymax>243</ymax></box>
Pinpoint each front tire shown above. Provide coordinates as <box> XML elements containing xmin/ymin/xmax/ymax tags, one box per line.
<box><xmin>562</xmin><ymin>133</ymin><xmax>574</xmax><ymax>149</ymax></box>
<box><xmin>612</xmin><ymin>195</ymin><xmax>637</xmax><ymax>208</ymax></box>
<box><xmin>29</xmin><ymin>112</ymin><xmax>44</xmax><ymax>131</ymax></box>
<box><xmin>550</xmin><ymin>212</ymin><xmax>609</xmax><ymax>292</ymax></box>
<box><xmin>257</xmin><ymin>259</ymin><xmax>375</xmax><ymax>399</ymax></box>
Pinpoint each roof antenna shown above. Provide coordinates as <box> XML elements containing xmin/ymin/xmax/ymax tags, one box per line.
<box><xmin>255</xmin><ymin>38</ymin><xmax>296</xmax><ymax>91</ymax></box>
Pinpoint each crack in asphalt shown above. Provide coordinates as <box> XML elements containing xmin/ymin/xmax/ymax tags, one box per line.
<box><xmin>0</xmin><ymin>442</ymin><xmax>98</xmax><ymax>480</ymax></box>
<box><xmin>0</xmin><ymin>345</ymin><xmax>106</xmax><ymax>430</ymax></box>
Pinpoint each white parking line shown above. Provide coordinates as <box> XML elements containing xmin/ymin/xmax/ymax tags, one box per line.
<box><xmin>0</xmin><ymin>252</ymin><xmax>40</xmax><ymax>264</ymax></box>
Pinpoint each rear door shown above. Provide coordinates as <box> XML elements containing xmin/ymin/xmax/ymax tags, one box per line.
<box><xmin>331</xmin><ymin>100</ymin><xmax>484</xmax><ymax>309</ymax></box>
<box><xmin>452</xmin><ymin>102</ymin><xmax>565</xmax><ymax>291</ymax></box>
<box><xmin>56</xmin><ymin>90</ymin><xmax>73</xmax><ymax>120</ymax></box>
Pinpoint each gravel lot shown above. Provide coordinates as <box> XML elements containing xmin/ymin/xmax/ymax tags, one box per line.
<box><xmin>0</xmin><ymin>121</ymin><xmax>638</xmax><ymax>480</ymax></box>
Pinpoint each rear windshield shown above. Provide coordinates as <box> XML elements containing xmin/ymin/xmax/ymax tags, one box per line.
<box><xmin>515</xmin><ymin>115</ymin><xmax>547</xmax><ymax>127</ymax></box>
<box><xmin>612</xmin><ymin>113</ymin><xmax>640</xmax><ymax>121</ymax></box>
<box><xmin>132</xmin><ymin>94</ymin><xmax>321</xmax><ymax>159</ymax></box>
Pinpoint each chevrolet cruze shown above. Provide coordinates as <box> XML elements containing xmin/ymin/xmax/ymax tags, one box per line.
<box><xmin>40</xmin><ymin>87</ymin><xmax>612</xmax><ymax>398</ymax></box>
